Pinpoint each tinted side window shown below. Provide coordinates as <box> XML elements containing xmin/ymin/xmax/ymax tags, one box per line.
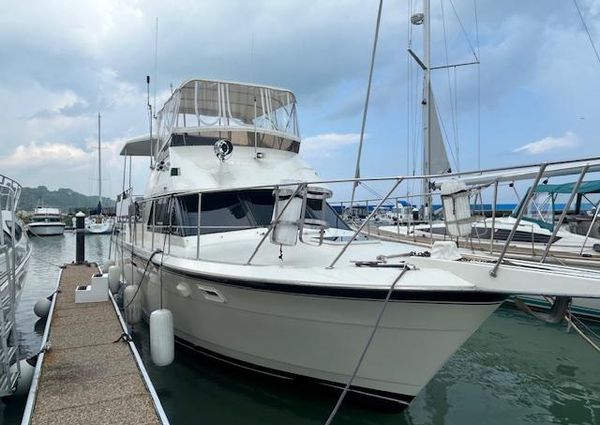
<box><xmin>178</xmin><ymin>194</ymin><xmax>199</xmax><ymax>236</ymax></box>
<box><xmin>147</xmin><ymin>198</ymin><xmax>177</xmax><ymax>234</ymax></box>
<box><xmin>200</xmin><ymin>192</ymin><xmax>252</xmax><ymax>234</ymax></box>
<box><xmin>240</xmin><ymin>190</ymin><xmax>274</xmax><ymax>226</ymax></box>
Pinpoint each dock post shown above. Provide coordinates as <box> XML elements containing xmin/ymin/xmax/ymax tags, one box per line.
<box><xmin>75</xmin><ymin>211</ymin><xmax>85</xmax><ymax>264</ymax></box>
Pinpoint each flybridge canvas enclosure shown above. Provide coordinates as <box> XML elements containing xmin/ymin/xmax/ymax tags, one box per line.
<box><xmin>154</xmin><ymin>79</ymin><xmax>301</xmax><ymax>156</ymax></box>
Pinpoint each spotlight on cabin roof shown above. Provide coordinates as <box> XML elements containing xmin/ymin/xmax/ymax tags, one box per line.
<box><xmin>411</xmin><ymin>13</ymin><xmax>424</xmax><ymax>25</ymax></box>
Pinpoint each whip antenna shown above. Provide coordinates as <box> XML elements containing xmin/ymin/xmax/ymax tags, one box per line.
<box><xmin>153</xmin><ymin>16</ymin><xmax>158</xmax><ymax>117</ymax></box>
<box><xmin>147</xmin><ymin>75</ymin><xmax>153</xmax><ymax>168</ymax></box>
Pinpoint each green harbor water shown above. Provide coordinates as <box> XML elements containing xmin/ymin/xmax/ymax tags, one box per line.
<box><xmin>2</xmin><ymin>233</ymin><xmax>599</xmax><ymax>424</ymax></box>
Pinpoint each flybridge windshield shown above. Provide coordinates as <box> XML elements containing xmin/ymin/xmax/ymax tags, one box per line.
<box><xmin>156</xmin><ymin>80</ymin><xmax>300</xmax><ymax>147</ymax></box>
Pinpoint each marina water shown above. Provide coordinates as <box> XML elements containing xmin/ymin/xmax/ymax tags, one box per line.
<box><xmin>2</xmin><ymin>233</ymin><xmax>599</xmax><ymax>424</ymax></box>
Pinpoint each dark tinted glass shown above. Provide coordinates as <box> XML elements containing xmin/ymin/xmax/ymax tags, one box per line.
<box><xmin>154</xmin><ymin>198</ymin><xmax>170</xmax><ymax>230</ymax></box>
<box><xmin>178</xmin><ymin>194</ymin><xmax>199</xmax><ymax>236</ymax></box>
<box><xmin>240</xmin><ymin>190</ymin><xmax>275</xmax><ymax>226</ymax></box>
<box><xmin>165</xmin><ymin>189</ymin><xmax>349</xmax><ymax>236</ymax></box>
<box><xmin>199</xmin><ymin>192</ymin><xmax>252</xmax><ymax>234</ymax></box>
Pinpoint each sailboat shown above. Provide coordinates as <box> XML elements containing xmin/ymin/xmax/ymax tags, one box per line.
<box><xmin>374</xmin><ymin>1</ymin><xmax>600</xmax><ymax>321</ymax></box>
<box><xmin>112</xmin><ymin>76</ymin><xmax>600</xmax><ymax>409</ymax></box>
<box><xmin>86</xmin><ymin>113</ymin><xmax>114</xmax><ymax>235</ymax></box>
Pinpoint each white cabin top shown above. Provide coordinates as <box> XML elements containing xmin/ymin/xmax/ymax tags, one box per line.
<box><xmin>119</xmin><ymin>79</ymin><xmax>320</xmax><ymax>196</ymax></box>
<box><xmin>32</xmin><ymin>207</ymin><xmax>61</xmax><ymax>217</ymax></box>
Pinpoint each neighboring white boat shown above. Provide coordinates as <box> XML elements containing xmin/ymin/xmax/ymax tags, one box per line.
<box><xmin>27</xmin><ymin>207</ymin><xmax>65</xmax><ymax>237</ymax></box>
<box><xmin>86</xmin><ymin>113</ymin><xmax>114</xmax><ymax>235</ymax></box>
<box><xmin>85</xmin><ymin>215</ymin><xmax>114</xmax><ymax>234</ymax></box>
<box><xmin>113</xmin><ymin>78</ymin><xmax>600</xmax><ymax>408</ymax></box>
<box><xmin>0</xmin><ymin>174</ymin><xmax>32</xmax><ymax>396</ymax></box>
<box><xmin>379</xmin><ymin>186</ymin><xmax>600</xmax><ymax>320</ymax></box>
<box><xmin>380</xmin><ymin>215</ymin><xmax>600</xmax><ymax>260</ymax></box>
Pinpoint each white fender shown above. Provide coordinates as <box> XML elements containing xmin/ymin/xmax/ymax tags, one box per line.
<box><xmin>123</xmin><ymin>285</ymin><xmax>142</xmax><ymax>325</ymax></box>
<box><xmin>150</xmin><ymin>309</ymin><xmax>174</xmax><ymax>366</ymax></box>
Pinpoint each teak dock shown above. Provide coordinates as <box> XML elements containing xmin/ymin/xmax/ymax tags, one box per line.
<box><xmin>21</xmin><ymin>263</ymin><xmax>168</xmax><ymax>425</ymax></box>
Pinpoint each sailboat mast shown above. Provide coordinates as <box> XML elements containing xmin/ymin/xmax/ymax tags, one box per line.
<box><xmin>422</xmin><ymin>0</ymin><xmax>431</xmax><ymax>218</ymax></box>
<box><xmin>98</xmin><ymin>112</ymin><xmax>102</xmax><ymax>207</ymax></box>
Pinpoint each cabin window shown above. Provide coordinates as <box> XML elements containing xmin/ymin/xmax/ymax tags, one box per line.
<box><xmin>177</xmin><ymin>195</ymin><xmax>199</xmax><ymax>236</ymax></box>
<box><xmin>199</xmin><ymin>192</ymin><xmax>252</xmax><ymax>234</ymax></box>
<box><xmin>146</xmin><ymin>197</ymin><xmax>183</xmax><ymax>235</ymax></box>
<box><xmin>239</xmin><ymin>190</ymin><xmax>275</xmax><ymax>226</ymax></box>
<box><xmin>148</xmin><ymin>189</ymin><xmax>349</xmax><ymax>237</ymax></box>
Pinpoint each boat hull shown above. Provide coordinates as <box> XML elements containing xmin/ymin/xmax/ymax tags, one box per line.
<box><xmin>85</xmin><ymin>222</ymin><xmax>113</xmax><ymax>234</ymax></box>
<box><xmin>125</xmin><ymin>253</ymin><xmax>503</xmax><ymax>406</ymax></box>
<box><xmin>27</xmin><ymin>223</ymin><xmax>65</xmax><ymax>236</ymax></box>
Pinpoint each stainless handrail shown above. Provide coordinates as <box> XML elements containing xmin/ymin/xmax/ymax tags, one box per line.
<box><xmin>120</xmin><ymin>157</ymin><xmax>598</xmax><ymax>274</ymax></box>
<box><xmin>580</xmin><ymin>201</ymin><xmax>600</xmax><ymax>255</ymax></box>
<box><xmin>489</xmin><ymin>180</ymin><xmax>498</xmax><ymax>253</ymax></box>
<box><xmin>196</xmin><ymin>194</ymin><xmax>202</xmax><ymax>260</ymax></box>
<box><xmin>540</xmin><ymin>164</ymin><xmax>589</xmax><ymax>263</ymax></box>
<box><xmin>246</xmin><ymin>183</ymin><xmax>305</xmax><ymax>265</ymax></box>
<box><xmin>130</xmin><ymin>156</ymin><xmax>600</xmax><ymax>200</ymax></box>
<box><xmin>327</xmin><ymin>178</ymin><xmax>403</xmax><ymax>269</ymax></box>
<box><xmin>489</xmin><ymin>163</ymin><xmax>547</xmax><ymax>277</ymax></box>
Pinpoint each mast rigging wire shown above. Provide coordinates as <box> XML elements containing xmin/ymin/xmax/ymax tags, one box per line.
<box><xmin>350</xmin><ymin>0</ymin><xmax>384</xmax><ymax>208</ymax></box>
<box><xmin>440</xmin><ymin>0</ymin><xmax>460</xmax><ymax>172</ymax></box>
<box><xmin>573</xmin><ymin>0</ymin><xmax>600</xmax><ymax>67</ymax></box>
<box><xmin>153</xmin><ymin>17</ymin><xmax>159</xmax><ymax>117</ymax></box>
<box><xmin>473</xmin><ymin>0</ymin><xmax>481</xmax><ymax>169</ymax></box>
<box><xmin>448</xmin><ymin>0</ymin><xmax>478</xmax><ymax>61</ymax></box>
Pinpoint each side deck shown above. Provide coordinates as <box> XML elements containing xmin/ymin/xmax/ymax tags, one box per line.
<box><xmin>23</xmin><ymin>263</ymin><xmax>168</xmax><ymax>425</ymax></box>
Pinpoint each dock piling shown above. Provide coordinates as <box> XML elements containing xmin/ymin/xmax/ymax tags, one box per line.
<box><xmin>75</xmin><ymin>211</ymin><xmax>85</xmax><ymax>264</ymax></box>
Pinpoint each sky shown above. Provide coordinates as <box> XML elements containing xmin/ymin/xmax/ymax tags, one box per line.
<box><xmin>1</xmin><ymin>0</ymin><xmax>600</xmax><ymax>204</ymax></box>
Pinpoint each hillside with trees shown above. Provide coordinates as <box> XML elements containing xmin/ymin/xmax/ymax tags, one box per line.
<box><xmin>19</xmin><ymin>186</ymin><xmax>115</xmax><ymax>213</ymax></box>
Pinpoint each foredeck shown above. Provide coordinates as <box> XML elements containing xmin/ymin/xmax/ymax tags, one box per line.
<box><xmin>26</xmin><ymin>263</ymin><xmax>166</xmax><ymax>425</ymax></box>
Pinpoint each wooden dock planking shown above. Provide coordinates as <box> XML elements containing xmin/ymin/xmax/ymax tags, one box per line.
<box><xmin>29</xmin><ymin>263</ymin><xmax>163</xmax><ymax>425</ymax></box>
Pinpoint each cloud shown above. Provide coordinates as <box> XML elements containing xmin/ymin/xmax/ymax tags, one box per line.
<box><xmin>0</xmin><ymin>143</ymin><xmax>88</xmax><ymax>168</ymax></box>
<box><xmin>513</xmin><ymin>131</ymin><xmax>578</xmax><ymax>155</ymax></box>
<box><xmin>301</xmin><ymin>133</ymin><xmax>363</xmax><ymax>157</ymax></box>
<box><xmin>0</xmin><ymin>139</ymin><xmax>129</xmax><ymax>195</ymax></box>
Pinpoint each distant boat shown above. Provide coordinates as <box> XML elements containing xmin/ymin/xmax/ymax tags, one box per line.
<box><xmin>27</xmin><ymin>207</ymin><xmax>66</xmax><ymax>236</ymax></box>
<box><xmin>86</xmin><ymin>113</ymin><xmax>114</xmax><ymax>235</ymax></box>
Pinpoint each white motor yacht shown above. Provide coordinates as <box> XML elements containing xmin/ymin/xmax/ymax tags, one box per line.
<box><xmin>0</xmin><ymin>174</ymin><xmax>32</xmax><ymax>396</ymax></box>
<box><xmin>27</xmin><ymin>207</ymin><xmax>65</xmax><ymax>236</ymax></box>
<box><xmin>114</xmin><ymin>79</ymin><xmax>600</xmax><ymax>408</ymax></box>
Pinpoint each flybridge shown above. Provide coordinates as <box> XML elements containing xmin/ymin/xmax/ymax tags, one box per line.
<box><xmin>151</xmin><ymin>79</ymin><xmax>301</xmax><ymax>156</ymax></box>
